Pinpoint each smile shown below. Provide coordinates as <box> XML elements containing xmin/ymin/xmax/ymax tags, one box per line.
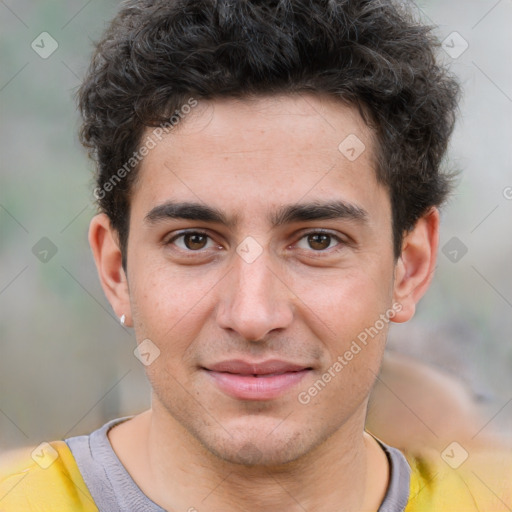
<box><xmin>202</xmin><ymin>361</ymin><xmax>313</xmax><ymax>400</ymax></box>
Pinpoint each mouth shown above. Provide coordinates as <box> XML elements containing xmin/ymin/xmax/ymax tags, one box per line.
<box><xmin>201</xmin><ymin>359</ymin><xmax>313</xmax><ymax>400</ymax></box>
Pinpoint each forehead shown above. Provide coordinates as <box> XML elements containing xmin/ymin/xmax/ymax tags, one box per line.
<box><xmin>130</xmin><ymin>93</ymin><xmax>387</xmax><ymax>224</ymax></box>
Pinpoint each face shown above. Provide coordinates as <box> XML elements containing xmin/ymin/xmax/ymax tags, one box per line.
<box><xmin>124</xmin><ymin>93</ymin><xmax>398</xmax><ymax>465</ymax></box>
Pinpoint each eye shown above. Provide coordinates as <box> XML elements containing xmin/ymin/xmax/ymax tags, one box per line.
<box><xmin>295</xmin><ymin>231</ymin><xmax>345</xmax><ymax>251</ymax></box>
<box><xmin>167</xmin><ymin>231</ymin><xmax>217</xmax><ymax>251</ymax></box>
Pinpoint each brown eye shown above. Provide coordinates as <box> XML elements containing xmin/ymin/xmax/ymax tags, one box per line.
<box><xmin>167</xmin><ymin>231</ymin><xmax>215</xmax><ymax>251</ymax></box>
<box><xmin>307</xmin><ymin>233</ymin><xmax>332</xmax><ymax>250</ymax></box>
<box><xmin>295</xmin><ymin>231</ymin><xmax>345</xmax><ymax>252</ymax></box>
<box><xmin>183</xmin><ymin>233</ymin><xmax>208</xmax><ymax>250</ymax></box>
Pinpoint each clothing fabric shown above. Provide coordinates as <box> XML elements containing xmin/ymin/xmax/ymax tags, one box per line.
<box><xmin>64</xmin><ymin>416</ymin><xmax>410</xmax><ymax>512</ymax></box>
<box><xmin>1</xmin><ymin>416</ymin><xmax>511</xmax><ymax>511</ymax></box>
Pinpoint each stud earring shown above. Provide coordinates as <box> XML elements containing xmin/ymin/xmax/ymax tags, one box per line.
<box><xmin>120</xmin><ymin>314</ymin><xmax>126</xmax><ymax>326</ymax></box>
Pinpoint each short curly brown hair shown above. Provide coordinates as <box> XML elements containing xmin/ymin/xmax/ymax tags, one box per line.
<box><xmin>78</xmin><ymin>0</ymin><xmax>460</xmax><ymax>271</ymax></box>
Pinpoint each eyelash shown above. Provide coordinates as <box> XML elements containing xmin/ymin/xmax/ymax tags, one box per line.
<box><xmin>165</xmin><ymin>229</ymin><xmax>347</xmax><ymax>253</ymax></box>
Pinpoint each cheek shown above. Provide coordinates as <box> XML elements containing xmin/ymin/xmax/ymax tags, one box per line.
<box><xmin>295</xmin><ymin>266</ymin><xmax>393</xmax><ymax>400</ymax></box>
<box><xmin>129</xmin><ymin>262</ymin><xmax>221</xmax><ymax>354</ymax></box>
<box><xmin>297</xmin><ymin>271</ymin><xmax>392</xmax><ymax>410</ymax></box>
<box><xmin>297</xmin><ymin>265</ymin><xmax>394</xmax><ymax>337</ymax></box>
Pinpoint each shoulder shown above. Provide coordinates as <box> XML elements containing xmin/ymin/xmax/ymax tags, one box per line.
<box><xmin>0</xmin><ymin>440</ymin><xmax>98</xmax><ymax>512</ymax></box>
<box><xmin>404</xmin><ymin>444</ymin><xmax>512</xmax><ymax>512</ymax></box>
<box><xmin>367</xmin><ymin>351</ymin><xmax>481</xmax><ymax>451</ymax></box>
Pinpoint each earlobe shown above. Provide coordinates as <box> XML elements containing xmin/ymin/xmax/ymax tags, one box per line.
<box><xmin>391</xmin><ymin>208</ymin><xmax>440</xmax><ymax>323</ymax></box>
<box><xmin>88</xmin><ymin>213</ymin><xmax>132</xmax><ymax>326</ymax></box>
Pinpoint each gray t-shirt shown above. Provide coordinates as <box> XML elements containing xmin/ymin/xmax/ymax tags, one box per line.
<box><xmin>65</xmin><ymin>416</ymin><xmax>410</xmax><ymax>512</ymax></box>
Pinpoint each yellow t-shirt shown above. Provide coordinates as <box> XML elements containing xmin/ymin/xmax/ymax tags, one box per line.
<box><xmin>0</xmin><ymin>441</ymin><xmax>98</xmax><ymax>512</ymax></box>
<box><xmin>1</xmin><ymin>436</ymin><xmax>510</xmax><ymax>511</ymax></box>
<box><xmin>404</xmin><ymin>447</ymin><xmax>512</xmax><ymax>511</ymax></box>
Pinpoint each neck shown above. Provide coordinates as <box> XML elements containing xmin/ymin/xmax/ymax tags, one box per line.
<box><xmin>110</xmin><ymin>403</ymin><xmax>389</xmax><ymax>512</ymax></box>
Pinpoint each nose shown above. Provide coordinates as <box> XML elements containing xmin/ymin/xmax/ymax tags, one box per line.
<box><xmin>216</xmin><ymin>248</ymin><xmax>294</xmax><ymax>341</ymax></box>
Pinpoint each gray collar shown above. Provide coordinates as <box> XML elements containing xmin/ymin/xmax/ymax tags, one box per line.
<box><xmin>66</xmin><ymin>417</ymin><xmax>410</xmax><ymax>512</ymax></box>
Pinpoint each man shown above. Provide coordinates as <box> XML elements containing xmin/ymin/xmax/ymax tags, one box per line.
<box><xmin>0</xmin><ymin>0</ymin><xmax>510</xmax><ymax>510</ymax></box>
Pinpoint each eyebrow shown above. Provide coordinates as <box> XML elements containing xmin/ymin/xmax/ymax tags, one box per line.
<box><xmin>144</xmin><ymin>200</ymin><xmax>368</xmax><ymax>227</ymax></box>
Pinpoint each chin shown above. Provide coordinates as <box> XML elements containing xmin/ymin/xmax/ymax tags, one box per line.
<box><xmin>191</xmin><ymin>412</ymin><xmax>340</xmax><ymax>469</ymax></box>
<box><xmin>201</xmin><ymin>432</ymin><xmax>309</xmax><ymax>467</ymax></box>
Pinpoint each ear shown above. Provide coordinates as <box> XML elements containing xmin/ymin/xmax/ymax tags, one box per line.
<box><xmin>88</xmin><ymin>213</ymin><xmax>132</xmax><ymax>326</ymax></box>
<box><xmin>391</xmin><ymin>207</ymin><xmax>439</xmax><ymax>323</ymax></box>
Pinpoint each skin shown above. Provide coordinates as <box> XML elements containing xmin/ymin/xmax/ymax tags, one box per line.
<box><xmin>367</xmin><ymin>351</ymin><xmax>483</xmax><ymax>453</ymax></box>
<box><xmin>89</xmin><ymin>93</ymin><xmax>439</xmax><ymax>512</ymax></box>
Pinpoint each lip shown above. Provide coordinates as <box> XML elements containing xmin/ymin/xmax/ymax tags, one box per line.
<box><xmin>202</xmin><ymin>359</ymin><xmax>312</xmax><ymax>400</ymax></box>
<box><xmin>206</xmin><ymin>359</ymin><xmax>310</xmax><ymax>375</ymax></box>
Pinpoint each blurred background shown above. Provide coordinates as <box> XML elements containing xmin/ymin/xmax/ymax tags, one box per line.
<box><xmin>1</xmin><ymin>0</ymin><xmax>511</xmax><ymax>450</ymax></box>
